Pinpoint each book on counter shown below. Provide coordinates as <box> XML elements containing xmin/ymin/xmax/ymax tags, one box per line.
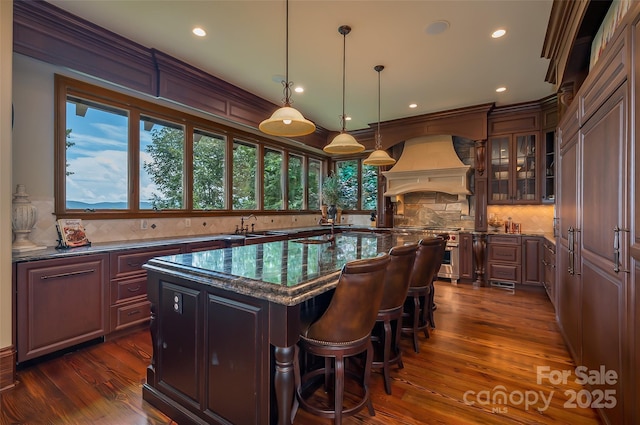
<box><xmin>56</xmin><ymin>218</ymin><xmax>90</xmax><ymax>248</ymax></box>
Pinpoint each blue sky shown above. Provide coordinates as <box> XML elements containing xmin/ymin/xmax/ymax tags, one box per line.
<box><xmin>65</xmin><ymin>101</ymin><xmax>157</xmax><ymax>206</ymax></box>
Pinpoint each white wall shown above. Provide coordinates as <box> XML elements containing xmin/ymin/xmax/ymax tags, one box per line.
<box><xmin>1</xmin><ymin>0</ymin><xmax>13</xmax><ymax>353</ymax></box>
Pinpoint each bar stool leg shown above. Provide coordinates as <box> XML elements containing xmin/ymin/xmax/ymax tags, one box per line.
<box><xmin>412</xmin><ymin>295</ymin><xmax>421</xmax><ymax>353</ymax></box>
<box><xmin>382</xmin><ymin>319</ymin><xmax>392</xmax><ymax>394</ymax></box>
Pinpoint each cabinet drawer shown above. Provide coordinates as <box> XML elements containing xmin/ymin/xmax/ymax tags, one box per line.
<box><xmin>488</xmin><ymin>263</ymin><xmax>521</xmax><ymax>283</ymax></box>
<box><xmin>488</xmin><ymin>235</ymin><xmax>521</xmax><ymax>245</ymax></box>
<box><xmin>110</xmin><ymin>275</ymin><xmax>147</xmax><ymax>304</ymax></box>
<box><xmin>110</xmin><ymin>246</ymin><xmax>182</xmax><ymax>278</ymax></box>
<box><xmin>488</xmin><ymin>244</ymin><xmax>521</xmax><ymax>263</ymax></box>
<box><xmin>110</xmin><ymin>300</ymin><xmax>151</xmax><ymax>332</ymax></box>
<box><xmin>186</xmin><ymin>240</ymin><xmax>225</xmax><ymax>252</ymax></box>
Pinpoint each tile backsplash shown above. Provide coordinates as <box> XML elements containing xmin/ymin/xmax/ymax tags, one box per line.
<box><xmin>487</xmin><ymin>204</ymin><xmax>554</xmax><ymax>235</ymax></box>
<box><xmin>21</xmin><ymin>197</ymin><xmax>371</xmax><ymax>247</ymax></box>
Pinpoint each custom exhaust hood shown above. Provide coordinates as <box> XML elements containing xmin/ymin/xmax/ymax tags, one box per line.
<box><xmin>382</xmin><ymin>135</ymin><xmax>472</xmax><ymax>199</ymax></box>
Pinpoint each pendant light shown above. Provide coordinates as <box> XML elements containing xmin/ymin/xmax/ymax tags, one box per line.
<box><xmin>363</xmin><ymin>65</ymin><xmax>396</xmax><ymax>166</ymax></box>
<box><xmin>259</xmin><ymin>0</ymin><xmax>316</xmax><ymax>137</ymax></box>
<box><xmin>323</xmin><ymin>25</ymin><xmax>365</xmax><ymax>154</ymax></box>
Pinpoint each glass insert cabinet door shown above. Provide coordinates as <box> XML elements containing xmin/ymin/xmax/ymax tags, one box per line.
<box><xmin>489</xmin><ymin>133</ymin><xmax>538</xmax><ymax>203</ymax></box>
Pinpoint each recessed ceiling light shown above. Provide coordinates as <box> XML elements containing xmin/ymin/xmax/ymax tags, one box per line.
<box><xmin>294</xmin><ymin>86</ymin><xmax>304</xmax><ymax>93</ymax></box>
<box><xmin>192</xmin><ymin>27</ymin><xmax>206</xmax><ymax>37</ymax></box>
<box><xmin>496</xmin><ymin>87</ymin><xmax>507</xmax><ymax>93</ymax></box>
<box><xmin>409</xmin><ymin>103</ymin><xmax>417</xmax><ymax>108</ymax></box>
<box><xmin>492</xmin><ymin>29</ymin><xmax>506</xmax><ymax>38</ymax></box>
<box><xmin>426</xmin><ymin>20</ymin><xmax>450</xmax><ymax>35</ymax></box>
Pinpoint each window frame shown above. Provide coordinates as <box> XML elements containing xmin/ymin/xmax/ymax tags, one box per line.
<box><xmin>54</xmin><ymin>75</ymin><xmax>328</xmax><ymax>219</ymax></box>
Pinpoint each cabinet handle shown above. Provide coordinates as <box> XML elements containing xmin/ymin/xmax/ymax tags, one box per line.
<box><xmin>126</xmin><ymin>261</ymin><xmax>142</xmax><ymax>268</ymax></box>
<box><xmin>568</xmin><ymin>227</ymin><xmax>574</xmax><ymax>275</ymax></box>
<box><xmin>613</xmin><ymin>226</ymin><xmax>630</xmax><ymax>274</ymax></box>
<box><xmin>127</xmin><ymin>285</ymin><xmax>142</xmax><ymax>292</ymax></box>
<box><xmin>40</xmin><ymin>268</ymin><xmax>96</xmax><ymax>280</ymax></box>
<box><xmin>127</xmin><ymin>310</ymin><xmax>141</xmax><ymax>316</ymax></box>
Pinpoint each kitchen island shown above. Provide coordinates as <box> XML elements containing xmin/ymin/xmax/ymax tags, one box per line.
<box><xmin>142</xmin><ymin>231</ymin><xmax>414</xmax><ymax>425</ymax></box>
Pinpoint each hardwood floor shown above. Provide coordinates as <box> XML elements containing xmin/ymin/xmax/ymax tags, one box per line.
<box><xmin>0</xmin><ymin>282</ymin><xmax>602</xmax><ymax>425</ymax></box>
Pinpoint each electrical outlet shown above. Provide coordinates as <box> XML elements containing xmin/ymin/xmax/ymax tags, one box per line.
<box><xmin>173</xmin><ymin>292</ymin><xmax>183</xmax><ymax>314</ymax></box>
<box><xmin>185</xmin><ymin>218</ymin><xmax>191</xmax><ymax>227</ymax></box>
<box><xmin>140</xmin><ymin>219</ymin><xmax>148</xmax><ymax>230</ymax></box>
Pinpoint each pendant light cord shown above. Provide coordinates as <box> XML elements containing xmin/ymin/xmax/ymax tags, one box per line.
<box><xmin>283</xmin><ymin>0</ymin><xmax>291</xmax><ymax>106</ymax></box>
<box><xmin>376</xmin><ymin>67</ymin><xmax>381</xmax><ymax>149</ymax></box>
<box><xmin>338</xmin><ymin>25</ymin><xmax>351</xmax><ymax>132</ymax></box>
<box><xmin>342</xmin><ymin>28</ymin><xmax>346</xmax><ymax>132</ymax></box>
<box><xmin>280</xmin><ymin>1</ymin><xmax>303</xmax><ymax>111</ymax></box>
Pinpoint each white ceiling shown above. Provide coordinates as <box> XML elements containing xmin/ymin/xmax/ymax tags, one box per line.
<box><xmin>46</xmin><ymin>0</ymin><xmax>555</xmax><ymax>133</ymax></box>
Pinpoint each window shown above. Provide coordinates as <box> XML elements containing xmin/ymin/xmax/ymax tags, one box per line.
<box><xmin>193</xmin><ymin>129</ymin><xmax>226</xmax><ymax>210</ymax></box>
<box><xmin>64</xmin><ymin>97</ymin><xmax>129</xmax><ymax>210</ymax></box>
<box><xmin>56</xmin><ymin>75</ymin><xmax>328</xmax><ymax>217</ymax></box>
<box><xmin>264</xmin><ymin>148</ymin><xmax>284</xmax><ymax>210</ymax></box>
<box><xmin>361</xmin><ymin>163</ymin><xmax>378</xmax><ymax>210</ymax></box>
<box><xmin>288</xmin><ymin>154</ymin><xmax>303</xmax><ymax>210</ymax></box>
<box><xmin>336</xmin><ymin>160</ymin><xmax>358</xmax><ymax>210</ymax></box>
<box><xmin>334</xmin><ymin>159</ymin><xmax>378</xmax><ymax>211</ymax></box>
<box><xmin>308</xmin><ymin>158</ymin><xmax>322</xmax><ymax>211</ymax></box>
<box><xmin>140</xmin><ymin>116</ymin><xmax>185</xmax><ymax>210</ymax></box>
<box><xmin>232</xmin><ymin>140</ymin><xmax>258</xmax><ymax>210</ymax></box>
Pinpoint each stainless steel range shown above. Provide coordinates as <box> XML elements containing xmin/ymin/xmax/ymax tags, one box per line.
<box><xmin>392</xmin><ymin>226</ymin><xmax>460</xmax><ymax>284</ymax></box>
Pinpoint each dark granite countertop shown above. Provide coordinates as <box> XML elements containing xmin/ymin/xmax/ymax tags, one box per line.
<box><xmin>144</xmin><ymin>231</ymin><xmax>421</xmax><ymax>306</ymax></box>
<box><xmin>11</xmin><ymin>225</ymin><xmax>376</xmax><ymax>263</ymax></box>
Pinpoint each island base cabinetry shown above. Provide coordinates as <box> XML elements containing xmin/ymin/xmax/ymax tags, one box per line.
<box><xmin>16</xmin><ymin>254</ymin><xmax>109</xmax><ymax>363</ymax></box>
<box><xmin>143</xmin><ymin>270</ymin><xmax>271</xmax><ymax>425</ymax></box>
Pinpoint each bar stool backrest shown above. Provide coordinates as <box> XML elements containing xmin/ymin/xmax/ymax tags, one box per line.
<box><xmin>304</xmin><ymin>254</ymin><xmax>390</xmax><ymax>344</ymax></box>
<box><xmin>379</xmin><ymin>244</ymin><xmax>418</xmax><ymax>311</ymax></box>
<box><xmin>408</xmin><ymin>237</ymin><xmax>443</xmax><ymax>288</ymax></box>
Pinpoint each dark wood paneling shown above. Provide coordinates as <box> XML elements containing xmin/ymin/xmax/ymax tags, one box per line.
<box><xmin>579</xmin><ymin>32</ymin><xmax>627</xmax><ymax>126</ymax></box>
<box><xmin>458</xmin><ymin>232</ymin><xmax>474</xmax><ymax>280</ymax></box>
<box><xmin>13</xmin><ymin>1</ymin><xmax>157</xmax><ymax>95</ymax></box>
<box><xmin>206</xmin><ymin>294</ymin><xmax>267</xmax><ymax>425</ymax></box>
<box><xmin>158</xmin><ymin>282</ymin><xmax>202</xmax><ymax>403</ymax></box>
<box><xmin>0</xmin><ymin>346</ymin><xmax>16</xmax><ymax>392</ymax></box>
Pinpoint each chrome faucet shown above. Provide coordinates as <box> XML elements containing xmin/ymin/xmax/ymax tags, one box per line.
<box><xmin>238</xmin><ymin>214</ymin><xmax>257</xmax><ymax>234</ymax></box>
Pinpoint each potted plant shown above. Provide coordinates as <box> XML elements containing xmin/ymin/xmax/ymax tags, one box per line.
<box><xmin>322</xmin><ymin>173</ymin><xmax>343</xmax><ymax>221</ymax></box>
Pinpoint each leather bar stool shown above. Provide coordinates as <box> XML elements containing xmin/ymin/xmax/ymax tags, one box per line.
<box><xmin>294</xmin><ymin>254</ymin><xmax>390</xmax><ymax>425</ymax></box>
<box><xmin>427</xmin><ymin>234</ymin><xmax>449</xmax><ymax>329</ymax></box>
<box><xmin>371</xmin><ymin>243</ymin><xmax>418</xmax><ymax>395</ymax></box>
<box><xmin>401</xmin><ymin>237</ymin><xmax>445</xmax><ymax>353</ymax></box>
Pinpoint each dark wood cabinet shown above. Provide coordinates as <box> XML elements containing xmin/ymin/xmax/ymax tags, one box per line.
<box><xmin>458</xmin><ymin>232</ymin><xmax>474</xmax><ymax>281</ymax></box>
<box><xmin>522</xmin><ymin>236</ymin><xmax>542</xmax><ymax>285</ymax></box>
<box><xmin>109</xmin><ymin>245</ymin><xmax>183</xmax><ymax>333</ymax></box>
<box><xmin>541</xmin><ymin>239</ymin><xmax>556</xmax><ymax>307</ymax></box>
<box><xmin>487</xmin><ymin>234</ymin><xmax>542</xmax><ymax>287</ymax></box>
<box><xmin>184</xmin><ymin>240</ymin><xmax>226</xmax><ymax>252</ymax></box>
<box><xmin>145</xmin><ymin>270</ymin><xmax>270</xmax><ymax>424</ymax></box>
<box><xmin>487</xmin><ymin>234</ymin><xmax>521</xmax><ymax>286</ymax></box>
<box><xmin>16</xmin><ymin>254</ymin><xmax>109</xmax><ymax>362</ymax></box>
<box><xmin>556</xmin><ymin>28</ymin><xmax>628</xmax><ymax>425</ymax></box>
<box><xmin>488</xmin><ymin>133</ymin><xmax>539</xmax><ymax>204</ymax></box>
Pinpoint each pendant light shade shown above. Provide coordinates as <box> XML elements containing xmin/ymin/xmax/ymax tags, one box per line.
<box><xmin>324</xmin><ymin>25</ymin><xmax>364</xmax><ymax>154</ymax></box>
<box><xmin>259</xmin><ymin>0</ymin><xmax>316</xmax><ymax>137</ymax></box>
<box><xmin>364</xmin><ymin>65</ymin><xmax>396</xmax><ymax>166</ymax></box>
<box><xmin>259</xmin><ymin>106</ymin><xmax>316</xmax><ymax>137</ymax></box>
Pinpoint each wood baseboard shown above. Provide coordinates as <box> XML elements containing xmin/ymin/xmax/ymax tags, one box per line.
<box><xmin>0</xmin><ymin>345</ymin><xmax>16</xmax><ymax>392</ymax></box>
